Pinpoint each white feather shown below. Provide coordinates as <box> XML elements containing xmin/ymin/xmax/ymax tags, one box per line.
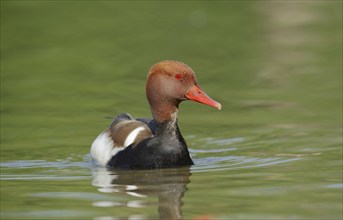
<box><xmin>124</xmin><ymin>126</ymin><xmax>146</xmax><ymax>147</ymax></box>
<box><xmin>91</xmin><ymin>131</ymin><xmax>124</xmax><ymax>166</ymax></box>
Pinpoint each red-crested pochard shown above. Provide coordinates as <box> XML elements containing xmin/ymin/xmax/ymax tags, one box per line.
<box><xmin>91</xmin><ymin>60</ymin><xmax>221</xmax><ymax>169</ymax></box>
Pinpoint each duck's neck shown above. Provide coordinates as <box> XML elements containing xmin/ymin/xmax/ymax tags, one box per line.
<box><xmin>152</xmin><ymin>108</ymin><xmax>190</xmax><ymax>162</ymax></box>
<box><xmin>150</xmin><ymin>102</ymin><xmax>186</xmax><ymax>144</ymax></box>
<box><xmin>154</xmin><ymin>110</ymin><xmax>179</xmax><ymax>136</ymax></box>
<box><xmin>151</xmin><ymin>100</ymin><xmax>179</xmax><ymax>124</ymax></box>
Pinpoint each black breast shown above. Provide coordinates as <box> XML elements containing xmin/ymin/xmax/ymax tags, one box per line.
<box><xmin>107</xmin><ymin>120</ymin><xmax>193</xmax><ymax>169</ymax></box>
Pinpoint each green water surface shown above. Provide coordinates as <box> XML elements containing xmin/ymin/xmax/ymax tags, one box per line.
<box><xmin>1</xmin><ymin>1</ymin><xmax>342</xmax><ymax>219</ymax></box>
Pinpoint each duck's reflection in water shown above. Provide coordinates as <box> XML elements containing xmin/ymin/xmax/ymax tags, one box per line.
<box><xmin>91</xmin><ymin>166</ymin><xmax>191</xmax><ymax>220</ymax></box>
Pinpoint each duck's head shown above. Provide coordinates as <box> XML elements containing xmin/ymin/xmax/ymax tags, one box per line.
<box><xmin>146</xmin><ymin>60</ymin><xmax>221</xmax><ymax>122</ymax></box>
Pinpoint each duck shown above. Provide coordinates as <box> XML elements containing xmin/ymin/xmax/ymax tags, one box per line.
<box><xmin>91</xmin><ymin>60</ymin><xmax>221</xmax><ymax>169</ymax></box>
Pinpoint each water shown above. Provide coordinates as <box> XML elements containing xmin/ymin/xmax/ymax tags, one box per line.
<box><xmin>1</xmin><ymin>1</ymin><xmax>342</xmax><ymax>220</ymax></box>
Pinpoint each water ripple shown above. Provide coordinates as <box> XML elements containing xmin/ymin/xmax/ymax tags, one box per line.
<box><xmin>0</xmin><ymin>159</ymin><xmax>91</xmax><ymax>169</ymax></box>
<box><xmin>187</xmin><ymin>136</ymin><xmax>302</xmax><ymax>172</ymax></box>
<box><xmin>192</xmin><ymin>155</ymin><xmax>301</xmax><ymax>173</ymax></box>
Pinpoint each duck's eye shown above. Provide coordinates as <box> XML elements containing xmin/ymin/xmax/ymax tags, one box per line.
<box><xmin>175</xmin><ymin>74</ymin><xmax>183</xmax><ymax>80</ymax></box>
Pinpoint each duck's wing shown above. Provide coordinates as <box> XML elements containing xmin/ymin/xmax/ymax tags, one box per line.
<box><xmin>109</xmin><ymin>113</ymin><xmax>154</xmax><ymax>147</ymax></box>
<box><xmin>91</xmin><ymin>113</ymin><xmax>153</xmax><ymax>166</ymax></box>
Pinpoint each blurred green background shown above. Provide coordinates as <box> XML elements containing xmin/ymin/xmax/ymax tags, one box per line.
<box><xmin>2</xmin><ymin>1</ymin><xmax>264</xmax><ymax>160</ymax></box>
<box><xmin>1</xmin><ymin>1</ymin><xmax>342</xmax><ymax>219</ymax></box>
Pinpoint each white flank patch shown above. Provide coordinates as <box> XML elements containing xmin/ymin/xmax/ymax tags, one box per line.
<box><xmin>91</xmin><ymin>131</ymin><xmax>124</xmax><ymax>166</ymax></box>
<box><xmin>123</xmin><ymin>126</ymin><xmax>146</xmax><ymax>147</ymax></box>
